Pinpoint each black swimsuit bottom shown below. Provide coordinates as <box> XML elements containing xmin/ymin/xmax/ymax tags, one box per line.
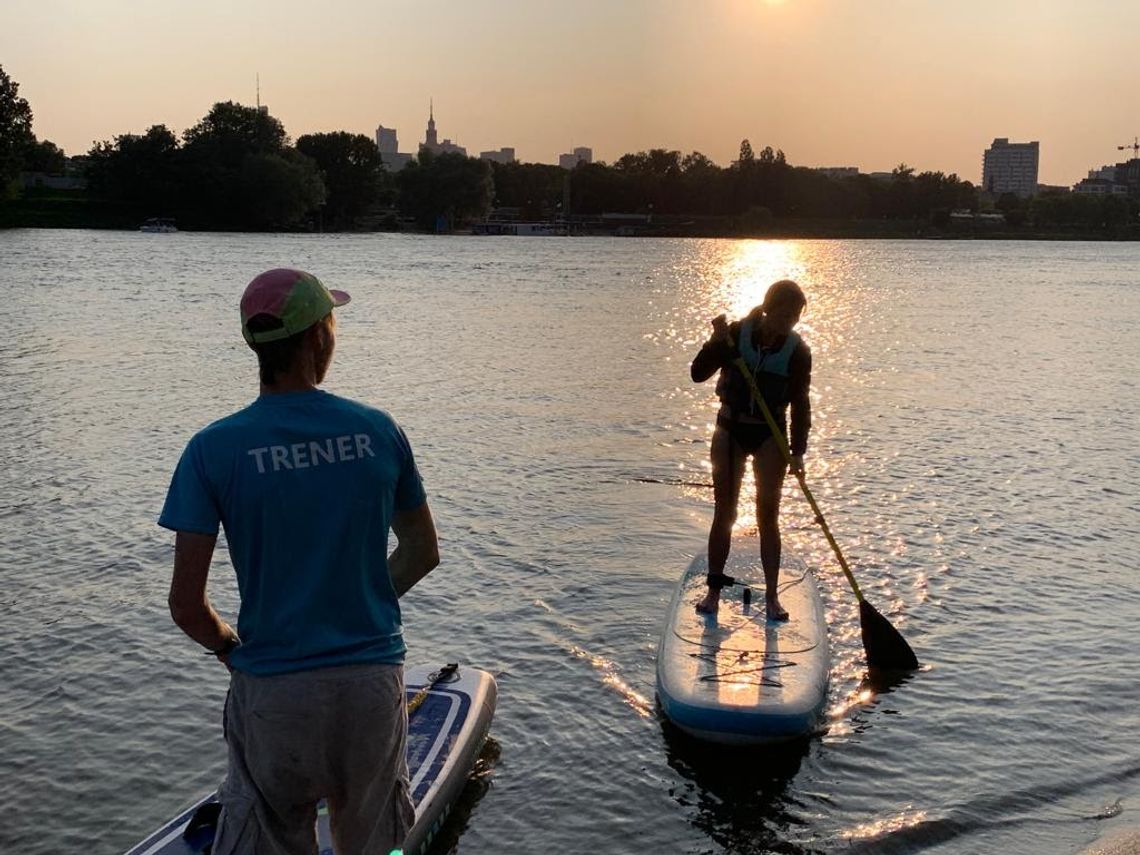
<box><xmin>716</xmin><ymin>413</ymin><xmax>787</xmax><ymax>456</ymax></box>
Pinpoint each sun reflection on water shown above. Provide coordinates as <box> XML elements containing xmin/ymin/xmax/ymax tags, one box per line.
<box><xmin>569</xmin><ymin>644</ymin><xmax>655</xmax><ymax>718</ymax></box>
<box><xmin>714</xmin><ymin>240</ymin><xmax>810</xmax><ymax>319</ymax></box>
<box><xmin>838</xmin><ymin>808</ymin><xmax>931</xmax><ymax>842</ymax></box>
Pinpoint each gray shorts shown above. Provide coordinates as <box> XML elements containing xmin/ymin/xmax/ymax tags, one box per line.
<box><xmin>212</xmin><ymin>663</ymin><xmax>415</xmax><ymax>855</ymax></box>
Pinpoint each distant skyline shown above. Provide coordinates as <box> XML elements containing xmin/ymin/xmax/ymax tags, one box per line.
<box><xmin>4</xmin><ymin>0</ymin><xmax>1138</xmax><ymax>186</ymax></box>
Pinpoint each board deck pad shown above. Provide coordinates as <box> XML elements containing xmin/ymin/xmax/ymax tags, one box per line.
<box><xmin>657</xmin><ymin>539</ymin><xmax>830</xmax><ymax>743</ymax></box>
<box><xmin>125</xmin><ymin>664</ymin><xmax>496</xmax><ymax>855</ymax></box>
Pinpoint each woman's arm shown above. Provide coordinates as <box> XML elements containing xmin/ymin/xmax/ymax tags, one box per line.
<box><xmin>690</xmin><ymin>315</ymin><xmax>735</xmax><ymax>382</ymax></box>
<box><xmin>788</xmin><ymin>343</ymin><xmax>812</xmax><ymax>457</ymax></box>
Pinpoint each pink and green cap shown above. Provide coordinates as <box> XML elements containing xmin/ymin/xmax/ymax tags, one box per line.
<box><xmin>240</xmin><ymin>268</ymin><xmax>350</xmax><ymax>344</ymax></box>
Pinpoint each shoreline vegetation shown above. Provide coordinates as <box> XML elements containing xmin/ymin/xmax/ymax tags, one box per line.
<box><xmin>5</xmin><ymin>189</ymin><xmax>1138</xmax><ymax>241</ymax></box>
<box><xmin>3</xmin><ymin>70</ymin><xmax>1139</xmax><ymax>239</ymax></box>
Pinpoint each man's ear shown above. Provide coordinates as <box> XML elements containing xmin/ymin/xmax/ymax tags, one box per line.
<box><xmin>306</xmin><ymin>321</ymin><xmax>326</xmax><ymax>347</ymax></box>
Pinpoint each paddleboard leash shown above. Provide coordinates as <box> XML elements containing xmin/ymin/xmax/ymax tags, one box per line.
<box><xmin>407</xmin><ymin>663</ymin><xmax>459</xmax><ymax>715</ymax></box>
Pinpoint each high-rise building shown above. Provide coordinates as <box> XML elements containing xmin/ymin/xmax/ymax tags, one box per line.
<box><xmin>1073</xmin><ymin>158</ymin><xmax>1140</xmax><ymax>195</ymax></box>
<box><xmin>480</xmin><ymin>148</ymin><xmax>516</xmax><ymax>164</ymax></box>
<box><xmin>982</xmin><ymin>138</ymin><xmax>1040</xmax><ymax>198</ymax></box>
<box><xmin>376</xmin><ymin>125</ymin><xmax>398</xmax><ymax>154</ymax></box>
<box><xmin>559</xmin><ymin>146</ymin><xmax>593</xmax><ymax>170</ymax></box>
<box><xmin>373</xmin><ymin>123</ymin><xmax>412</xmax><ymax>171</ymax></box>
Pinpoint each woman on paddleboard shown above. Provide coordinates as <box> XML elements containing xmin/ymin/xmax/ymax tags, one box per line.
<box><xmin>691</xmin><ymin>279</ymin><xmax>812</xmax><ymax>620</ymax></box>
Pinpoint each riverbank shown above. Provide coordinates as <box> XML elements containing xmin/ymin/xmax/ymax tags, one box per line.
<box><xmin>3</xmin><ymin>193</ymin><xmax>1139</xmax><ymax>240</ymax></box>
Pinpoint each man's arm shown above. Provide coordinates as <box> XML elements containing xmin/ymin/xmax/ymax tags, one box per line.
<box><xmin>168</xmin><ymin>531</ymin><xmax>238</xmax><ymax>655</ymax></box>
<box><xmin>389</xmin><ymin>502</ymin><xmax>440</xmax><ymax>597</ymax></box>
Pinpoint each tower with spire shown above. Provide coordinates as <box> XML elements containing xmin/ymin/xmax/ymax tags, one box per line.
<box><xmin>419</xmin><ymin>99</ymin><xmax>466</xmax><ymax>157</ymax></box>
<box><xmin>424</xmin><ymin>100</ymin><xmax>438</xmax><ymax>150</ymax></box>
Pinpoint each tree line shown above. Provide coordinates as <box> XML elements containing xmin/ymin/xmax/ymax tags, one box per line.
<box><xmin>3</xmin><ymin>64</ymin><xmax>1138</xmax><ymax>235</ymax></box>
<box><xmin>1</xmin><ymin>66</ymin><xmax>68</xmax><ymax>190</ymax></box>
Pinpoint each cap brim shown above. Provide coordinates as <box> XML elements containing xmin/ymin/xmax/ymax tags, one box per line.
<box><xmin>329</xmin><ymin>289</ymin><xmax>351</xmax><ymax>307</ymax></box>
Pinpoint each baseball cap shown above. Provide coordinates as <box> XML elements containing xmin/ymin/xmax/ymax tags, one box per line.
<box><xmin>240</xmin><ymin>268</ymin><xmax>351</xmax><ymax>344</ymax></box>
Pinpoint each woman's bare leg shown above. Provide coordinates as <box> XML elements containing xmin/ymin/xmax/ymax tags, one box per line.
<box><xmin>697</xmin><ymin>425</ymin><xmax>745</xmax><ymax>614</ymax></box>
<box><xmin>753</xmin><ymin>438</ymin><xmax>789</xmax><ymax>620</ymax></box>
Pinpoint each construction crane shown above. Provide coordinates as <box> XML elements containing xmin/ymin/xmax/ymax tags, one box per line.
<box><xmin>1119</xmin><ymin>137</ymin><xmax>1140</xmax><ymax>159</ymax></box>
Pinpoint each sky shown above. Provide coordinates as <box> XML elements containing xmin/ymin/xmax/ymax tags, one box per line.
<box><xmin>4</xmin><ymin>0</ymin><xmax>1138</xmax><ymax>186</ymax></box>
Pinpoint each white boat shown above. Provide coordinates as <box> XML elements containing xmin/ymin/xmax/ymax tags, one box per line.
<box><xmin>139</xmin><ymin>218</ymin><xmax>178</xmax><ymax>233</ymax></box>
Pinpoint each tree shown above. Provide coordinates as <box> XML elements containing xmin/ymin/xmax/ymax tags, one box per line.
<box><xmin>178</xmin><ymin>102</ymin><xmax>322</xmax><ymax>229</ymax></box>
<box><xmin>25</xmin><ymin>139</ymin><xmax>66</xmax><ymax>173</ymax></box>
<box><xmin>680</xmin><ymin>151</ymin><xmax>724</xmax><ymax>215</ymax></box>
<box><xmin>237</xmin><ymin>151</ymin><xmax>326</xmax><ymax>230</ymax></box>
<box><xmin>489</xmin><ymin>160</ymin><xmax>565</xmax><ymax>218</ymax></box>
<box><xmin>182</xmin><ymin>101</ymin><xmax>287</xmax><ymax>166</ymax></box>
<box><xmin>568</xmin><ymin>160</ymin><xmax>636</xmax><ymax>215</ymax></box>
<box><xmin>681</xmin><ymin>151</ymin><xmax>715</xmax><ymax>173</ymax></box>
<box><xmin>0</xmin><ymin>65</ymin><xmax>35</xmax><ymax>195</ymax></box>
<box><xmin>995</xmin><ymin>191</ymin><xmax>1021</xmax><ymax>213</ymax></box>
<box><xmin>296</xmin><ymin>131</ymin><xmax>388</xmax><ymax>228</ymax></box>
<box><xmin>611</xmin><ymin>149</ymin><xmax>685</xmax><ymax>213</ymax></box>
<box><xmin>86</xmin><ymin>124</ymin><xmax>179</xmax><ymax>207</ymax></box>
<box><xmin>397</xmin><ymin>150</ymin><xmax>492</xmax><ymax>230</ymax></box>
<box><xmin>738</xmin><ymin>139</ymin><xmax>754</xmax><ymax>164</ymax></box>
<box><xmin>1101</xmin><ymin>194</ymin><xmax>1130</xmax><ymax>229</ymax></box>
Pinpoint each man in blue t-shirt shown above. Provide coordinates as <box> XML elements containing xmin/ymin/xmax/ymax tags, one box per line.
<box><xmin>159</xmin><ymin>268</ymin><xmax>439</xmax><ymax>854</ymax></box>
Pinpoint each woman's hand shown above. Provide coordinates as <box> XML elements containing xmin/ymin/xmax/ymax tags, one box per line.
<box><xmin>711</xmin><ymin>314</ymin><xmax>729</xmax><ymax>340</ymax></box>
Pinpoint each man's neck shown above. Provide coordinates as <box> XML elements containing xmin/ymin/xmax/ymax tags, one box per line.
<box><xmin>260</xmin><ymin>371</ymin><xmax>318</xmax><ymax>396</ymax></box>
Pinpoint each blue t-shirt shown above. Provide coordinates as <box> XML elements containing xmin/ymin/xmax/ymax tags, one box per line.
<box><xmin>158</xmin><ymin>389</ymin><xmax>427</xmax><ymax>676</ymax></box>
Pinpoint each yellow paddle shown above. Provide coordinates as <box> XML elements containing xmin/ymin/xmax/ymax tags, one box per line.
<box><xmin>724</xmin><ymin>335</ymin><xmax>919</xmax><ymax>671</ymax></box>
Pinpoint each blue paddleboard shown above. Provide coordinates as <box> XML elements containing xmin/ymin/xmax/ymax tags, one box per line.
<box><xmin>657</xmin><ymin>539</ymin><xmax>830</xmax><ymax>743</ymax></box>
<box><xmin>124</xmin><ymin>664</ymin><xmax>497</xmax><ymax>855</ymax></box>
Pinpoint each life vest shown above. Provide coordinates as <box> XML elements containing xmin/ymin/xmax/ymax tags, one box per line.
<box><xmin>716</xmin><ymin>316</ymin><xmax>801</xmax><ymax>418</ymax></box>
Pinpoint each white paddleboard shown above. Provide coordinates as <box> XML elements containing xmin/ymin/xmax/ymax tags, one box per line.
<box><xmin>124</xmin><ymin>663</ymin><xmax>496</xmax><ymax>855</ymax></box>
<box><xmin>657</xmin><ymin>539</ymin><xmax>830</xmax><ymax>743</ymax></box>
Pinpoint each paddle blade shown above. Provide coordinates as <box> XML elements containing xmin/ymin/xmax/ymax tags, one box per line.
<box><xmin>860</xmin><ymin>600</ymin><xmax>919</xmax><ymax>672</ymax></box>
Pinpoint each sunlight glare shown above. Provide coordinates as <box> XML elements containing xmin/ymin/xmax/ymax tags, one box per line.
<box><xmin>714</xmin><ymin>241</ymin><xmax>807</xmax><ymax>319</ymax></box>
<box><xmin>840</xmin><ymin>809</ymin><xmax>931</xmax><ymax>842</ymax></box>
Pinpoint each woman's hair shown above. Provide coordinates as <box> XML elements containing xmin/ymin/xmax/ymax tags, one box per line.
<box><xmin>762</xmin><ymin>279</ymin><xmax>807</xmax><ymax>312</ymax></box>
<box><xmin>246</xmin><ymin>313</ymin><xmax>333</xmax><ymax>386</ymax></box>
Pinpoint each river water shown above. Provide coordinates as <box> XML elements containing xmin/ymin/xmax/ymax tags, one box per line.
<box><xmin>1</xmin><ymin>230</ymin><xmax>1137</xmax><ymax>854</ymax></box>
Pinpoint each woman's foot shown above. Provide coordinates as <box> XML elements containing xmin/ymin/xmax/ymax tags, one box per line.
<box><xmin>696</xmin><ymin>590</ymin><xmax>720</xmax><ymax>614</ymax></box>
<box><xmin>766</xmin><ymin>596</ymin><xmax>789</xmax><ymax>621</ymax></box>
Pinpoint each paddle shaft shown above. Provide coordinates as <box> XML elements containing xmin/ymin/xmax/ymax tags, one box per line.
<box><xmin>407</xmin><ymin>662</ymin><xmax>458</xmax><ymax>715</ymax></box>
<box><xmin>725</xmin><ymin>348</ymin><xmax>865</xmax><ymax>602</ymax></box>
